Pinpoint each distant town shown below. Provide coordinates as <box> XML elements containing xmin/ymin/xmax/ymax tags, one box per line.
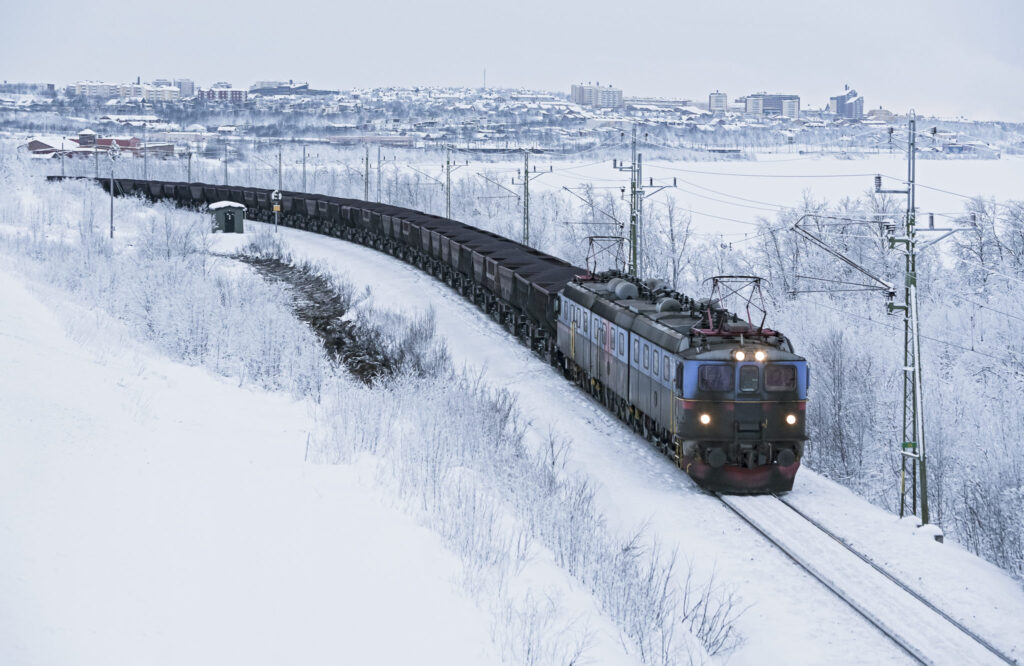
<box><xmin>0</xmin><ymin>77</ymin><xmax>1015</xmax><ymax>160</ymax></box>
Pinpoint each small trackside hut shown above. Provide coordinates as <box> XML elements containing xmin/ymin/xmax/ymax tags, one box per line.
<box><xmin>209</xmin><ymin>201</ymin><xmax>246</xmax><ymax>233</ymax></box>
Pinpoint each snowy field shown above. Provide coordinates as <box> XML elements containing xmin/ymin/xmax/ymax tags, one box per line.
<box><xmin>452</xmin><ymin>153</ymin><xmax>1024</xmax><ymax>236</ymax></box>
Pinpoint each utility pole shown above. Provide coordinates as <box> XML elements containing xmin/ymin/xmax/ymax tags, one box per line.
<box><xmin>143</xmin><ymin>123</ymin><xmax>148</xmax><ymax>181</ymax></box>
<box><xmin>187</xmin><ymin>150</ymin><xmax>192</xmax><ymax>183</ymax></box>
<box><xmin>876</xmin><ymin>111</ymin><xmax>930</xmax><ymax>524</ymax></box>
<box><xmin>637</xmin><ymin>152</ymin><xmax>644</xmax><ymax>277</ymax></box>
<box><xmin>302</xmin><ymin>144</ymin><xmax>307</xmax><ymax>193</ymax></box>
<box><xmin>95</xmin><ymin>142</ymin><xmax>99</xmax><ymax>178</ymax></box>
<box><xmin>61</xmin><ymin>137</ymin><xmax>65</xmax><ymax>178</ymax></box>
<box><xmin>523</xmin><ymin>151</ymin><xmax>530</xmax><ymax>244</ymax></box>
<box><xmin>364</xmin><ymin>145</ymin><xmax>370</xmax><ymax>200</ymax></box>
<box><xmin>613</xmin><ymin>126</ymin><xmax>672</xmax><ymax>277</ymax></box>
<box><xmin>445</xmin><ymin>146</ymin><xmax>452</xmax><ymax>218</ymax></box>
<box><xmin>796</xmin><ymin>111</ymin><xmax>952</xmax><ymax>528</ymax></box>
<box><xmin>514</xmin><ymin>150</ymin><xmax>551</xmax><ymax>245</ymax></box>
<box><xmin>442</xmin><ymin>146</ymin><xmax>468</xmax><ymax>218</ymax></box>
<box><xmin>614</xmin><ymin>126</ymin><xmax>640</xmax><ymax>276</ymax></box>
<box><xmin>109</xmin><ymin>150</ymin><xmax>116</xmax><ymax>239</ymax></box>
<box><xmin>223</xmin><ymin>142</ymin><xmax>228</xmax><ymax>185</ymax></box>
<box><xmin>376</xmin><ymin>144</ymin><xmax>382</xmax><ymax>202</ymax></box>
<box><xmin>272</xmin><ymin>144</ymin><xmax>283</xmax><ymax>234</ymax></box>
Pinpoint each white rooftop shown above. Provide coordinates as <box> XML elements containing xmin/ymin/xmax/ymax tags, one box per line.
<box><xmin>208</xmin><ymin>201</ymin><xmax>245</xmax><ymax>211</ymax></box>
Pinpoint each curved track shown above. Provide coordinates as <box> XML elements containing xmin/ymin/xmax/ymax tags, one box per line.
<box><xmin>718</xmin><ymin>494</ymin><xmax>1017</xmax><ymax>665</ymax></box>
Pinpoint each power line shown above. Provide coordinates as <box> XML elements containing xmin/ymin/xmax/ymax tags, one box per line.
<box><xmin>645</xmin><ymin>163</ymin><xmax>890</xmax><ymax>179</ymax></box>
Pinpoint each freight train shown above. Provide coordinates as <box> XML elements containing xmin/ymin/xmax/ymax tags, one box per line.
<box><xmin>75</xmin><ymin>177</ymin><xmax>808</xmax><ymax>493</ymax></box>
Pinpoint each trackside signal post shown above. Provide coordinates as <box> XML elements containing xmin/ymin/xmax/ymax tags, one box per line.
<box><xmin>272</xmin><ymin>189</ymin><xmax>282</xmax><ymax>232</ymax></box>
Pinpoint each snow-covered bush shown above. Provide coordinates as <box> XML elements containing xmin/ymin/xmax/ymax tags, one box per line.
<box><xmin>0</xmin><ymin>178</ymin><xmax>333</xmax><ymax>400</ymax></box>
<box><xmin>310</xmin><ymin>370</ymin><xmax>740</xmax><ymax>663</ymax></box>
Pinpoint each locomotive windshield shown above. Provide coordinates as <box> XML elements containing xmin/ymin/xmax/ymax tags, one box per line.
<box><xmin>765</xmin><ymin>364</ymin><xmax>797</xmax><ymax>391</ymax></box>
<box><xmin>698</xmin><ymin>365</ymin><xmax>734</xmax><ymax>392</ymax></box>
<box><xmin>739</xmin><ymin>365</ymin><xmax>759</xmax><ymax>392</ymax></box>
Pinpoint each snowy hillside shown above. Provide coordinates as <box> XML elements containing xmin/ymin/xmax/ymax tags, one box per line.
<box><xmin>0</xmin><ymin>176</ymin><xmax>722</xmax><ymax>665</ymax></box>
<box><xmin>0</xmin><ymin>266</ymin><xmax>501</xmax><ymax>665</ymax></box>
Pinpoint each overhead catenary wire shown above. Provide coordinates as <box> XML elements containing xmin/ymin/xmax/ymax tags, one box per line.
<box><xmin>952</xmin><ymin>295</ymin><xmax>1024</xmax><ymax>326</ymax></box>
<box><xmin>796</xmin><ymin>296</ymin><xmax>1024</xmax><ymax>376</ymax></box>
<box><xmin>951</xmin><ymin>255</ymin><xmax>1024</xmax><ymax>287</ymax></box>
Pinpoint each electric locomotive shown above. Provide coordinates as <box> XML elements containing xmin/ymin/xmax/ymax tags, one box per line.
<box><xmin>557</xmin><ymin>273</ymin><xmax>807</xmax><ymax>494</ymax></box>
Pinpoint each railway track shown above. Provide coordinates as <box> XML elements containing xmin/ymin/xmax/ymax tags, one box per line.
<box><xmin>717</xmin><ymin>493</ymin><xmax>1017</xmax><ymax>665</ymax></box>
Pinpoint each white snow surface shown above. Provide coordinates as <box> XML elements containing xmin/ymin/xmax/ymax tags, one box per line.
<box><xmin>251</xmin><ymin>221</ymin><xmax>1024</xmax><ymax>665</ymax></box>
<box><xmin>0</xmin><ymin>268</ymin><xmax>501</xmax><ymax>666</ymax></box>
<box><xmin>468</xmin><ymin>154</ymin><xmax>1024</xmax><ymax>236</ymax></box>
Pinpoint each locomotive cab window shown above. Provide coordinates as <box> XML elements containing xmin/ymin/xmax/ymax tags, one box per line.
<box><xmin>765</xmin><ymin>364</ymin><xmax>797</xmax><ymax>391</ymax></box>
<box><xmin>663</xmin><ymin>357</ymin><xmax>671</xmax><ymax>381</ymax></box>
<box><xmin>698</xmin><ymin>365</ymin><xmax>734</xmax><ymax>392</ymax></box>
<box><xmin>643</xmin><ymin>345</ymin><xmax>650</xmax><ymax>369</ymax></box>
<box><xmin>739</xmin><ymin>365</ymin><xmax>759</xmax><ymax>392</ymax></box>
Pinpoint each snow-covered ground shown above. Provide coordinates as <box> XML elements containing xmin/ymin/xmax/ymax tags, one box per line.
<box><xmin>0</xmin><ymin>267</ymin><xmax>504</xmax><ymax>666</ymax></box>
<box><xmin>3</xmin><ymin>171</ymin><xmax>1022</xmax><ymax>664</ymax></box>
<box><xmin>0</xmin><ymin>183</ymin><xmax>679</xmax><ymax>665</ymax></box>
<box><xmin>261</xmin><ymin>220</ymin><xmax>1024</xmax><ymax>665</ymax></box>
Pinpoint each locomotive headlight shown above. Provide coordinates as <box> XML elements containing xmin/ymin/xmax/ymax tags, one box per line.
<box><xmin>734</xmin><ymin>350</ymin><xmax>746</xmax><ymax>361</ymax></box>
<box><xmin>785</xmin><ymin>414</ymin><xmax>798</xmax><ymax>425</ymax></box>
<box><xmin>754</xmin><ymin>350</ymin><xmax>766</xmax><ymax>362</ymax></box>
<box><xmin>699</xmin><ymin>413</ymin><xmax>712</xmax><ymax>425</ymax></box>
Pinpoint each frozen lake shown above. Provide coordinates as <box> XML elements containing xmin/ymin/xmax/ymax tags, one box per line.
<box><xmin>453</xmin><ymin>153</ymin><xmax>1024</xmax><ymax>237</ymax></box>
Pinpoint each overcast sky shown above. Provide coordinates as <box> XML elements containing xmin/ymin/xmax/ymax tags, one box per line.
<box><xmin>3</xmin><ymin>0</ymin><xmax>1021</xmax><ymax>121</ymax></box>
